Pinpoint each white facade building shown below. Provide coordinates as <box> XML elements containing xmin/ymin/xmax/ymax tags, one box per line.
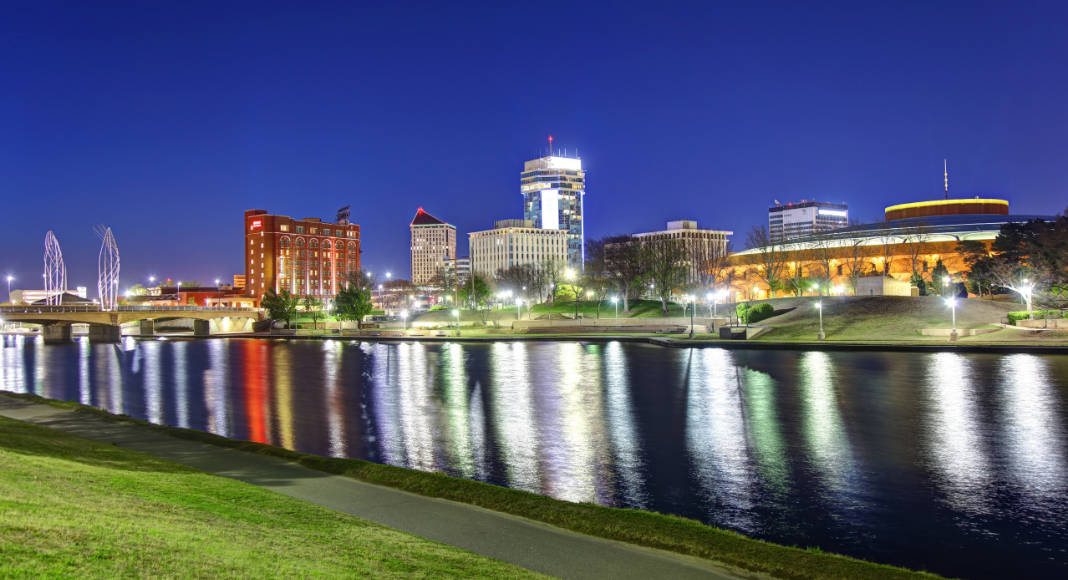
<box><xmin>469</xmin><ymin>219</ymin><xmax>568</xmax><ymax>279</ymax></box>
<box><xmin>409</xmin><ymin>207</ymin><xmax>456</xmax><ymax>285</ymax></box>
<box><xmin>769</xmin><ymin>201</ymin><xmax>848</xmax><ymax>243</ymax></box>
<box><xmin>632</xmin><ymin>220</ymin><xmax>733</xmax><ymax>284</ymax></box>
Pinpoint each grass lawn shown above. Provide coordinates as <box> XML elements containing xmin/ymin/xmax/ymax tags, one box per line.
<box><xmin>8</xmin><ymin>395</ymin><xmax>941</xmax><ymax>580</ymax></box>
<box><xmin>0</xmin><ymin>416</ymin><xmax>540</xmax><ymax>579</ymax></box>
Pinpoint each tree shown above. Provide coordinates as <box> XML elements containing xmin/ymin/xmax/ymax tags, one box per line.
<box><xmin>261</xmin><ymin>289</ymin><xmax>300</xmax><ymax>328</ymax></box>
<box><xmin>333</xmin><ymin>273</ymin><xmax>373</xmax><ymax>330</ymax></box>
<box><xmin>302</xmin><ymin>296</ymin><xmax>323</xmax><ymax>330</ymax></box>
<box><xmin>745</xmin><ymin>225</ymin><xmax>787</xmax><ymax>298</ymax></box>
<box><xmin>583</xmin><ymin>238</ymin><xmax>613</xmax><ymax>319</ymax></box>
<box><xmin>842</xmin><ymin>236</ymin><xmax>871</xmax><ymax>295</ymax></box>
<box><xmin>641</xmin><ymin>239</ymin><xmax>689</xmax><ymax>314</ymax></box>
<box><xmin>809</xmin><ymin>232</ymin><xmax>836</xmax><ymax>294</ymax></box>
<box><xmin>901</xmin><ymin>225</ymin><xmax>932</xmax><ymax>280</ymax></box>
<box><xmin>930</xmin><ymin>260</ymin><xmax>951</xmax><ymax>295</ymax></box>
<box><xmin>604</xmin><ymin>235</ymin><xmax>645</xmax><ymax>313</ymax></box>
<box><xmin>956</xmin><ymin>240</ymin><xmax>993</xmax><ymax>297</ymax></box>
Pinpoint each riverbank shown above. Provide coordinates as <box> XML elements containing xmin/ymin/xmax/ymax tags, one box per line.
<box><xmin>0</xmin><ymin>413</ymin><xmax>538</xmax><ymax>579</ymax></box>
<box><xmin>0</xmin><ymin>391</ymin><xmax>940</xmax><ymax>580</ymax></box>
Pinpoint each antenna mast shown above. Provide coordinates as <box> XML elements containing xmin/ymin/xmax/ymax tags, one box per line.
<box><xmin>944</xmin><ymin>159</ymin><xmax>949</xmax><ymax>199</ymax></box>
<box><xmin>548</xmin><ymin>134</ymin><xmax>553</xmax><ymax>157</ymax></box>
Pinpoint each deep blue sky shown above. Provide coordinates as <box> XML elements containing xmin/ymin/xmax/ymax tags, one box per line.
<box><xmin>2</xmin><ymin>1</ymin><xmax>1066</xmax><ymax>290</ymax></box>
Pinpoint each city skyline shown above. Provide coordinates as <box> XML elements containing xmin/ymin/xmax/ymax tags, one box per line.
<box><xmin>3</xmin><ymin>2</ymin><xmax>1067</xmax><ymax>289</ymax></box>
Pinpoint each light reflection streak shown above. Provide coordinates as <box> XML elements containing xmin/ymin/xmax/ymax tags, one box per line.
<box><xmin>242</xmin><ymin>340</ymin><xmax>270</xmax><ymax>444</ymax></box>
<box><xmin>172</xmin><ymin>341</ymin><xmax>189</xmax><ymax>428</ymax></box>
<box><xmin>489</xmin><ymin>342</ymin><xmax>541</xmax><ymax>493</ymax></box>
<box><xmin>603</xmin><ymin>341</ymin><xmax>647</xmax><ymax>509</ymax></box>
<box><xmin>799</xmin><ymin>351</ymin><xmax>857</xmax><ymax>496</ymax></box>
<box><xmin>33</xmin><ymin>335</ymin><xmax>49</xmax><ymax>396</ymax></box>
<box><xmin>143</xmin><ymin>340</ymin><xmax>163</xmax><ymax>425</ymax></box>
<box><xmin>204</xmin><ymin>339</ymin><xmax>230</xmax><ymax>436</ymax></box>
<box><xmin>77</xmin><ymin>337</ymin><xmax>90</xmax><ymax>405</ymax></box>
<box><xmin>536</xmin><ymin>342</ymin><xmax>600</xmax><ymax>504</ymax></box>
<box><xmin>924</xmin><ymin>352</ymin><xmax>991</xmax><ymax>514</ymax></box>
<box><xmin>0</xmin><ymin>335</ymin><xmax>27</xmax><ymax>393</ymax></box>
<box><xmin>441</xmin><ymin>343</ymin><xmax>475</xmax><ymax>478</ymax></box>
<box><xmin>998</xmin><ymin>354</ymin><xmax>1067</xmax><ymax>503</ymax></box>
<box><xmin>686</xmin><ymin>348</ymin><xmax>757</xmax><ymax>531</ymax></box>
<box><xmin>273</xmin><ymin>344</ymin><xmax>295</xmax><ymax>450</ymax></box>
<box><xmin>322</xmin><ymin>340</ymin><xmax>347</xmax><ymax>457</ymax></box>
<box><xmin>370</xmin><ymin>342</ymin><xmax>405</xmax><ymax>465</ymax></box>
<box><xmin>741</xmin><ymin>369</ymin><xmax>789</xmax><ymax>498</ymax></box>
<box><xmin>396</xmin><ymin>343</ymin><xmax>435</xmax><ymax>470</ymax></box>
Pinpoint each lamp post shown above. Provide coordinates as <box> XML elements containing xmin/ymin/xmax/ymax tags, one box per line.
<box><xmin>452</xmin><ymin>308</ymin><xmax>460</xmax><ymax>336</ymax></box>
<box><xmin>176</xmin><ymin>281</ymin><xmax>181</xmax><ymax>307</ymax></box>
<box><xmin>516</xmin><ymin>297</ymin><xmax>522</xmax><ymax>321</ymax></box>
<box><xmin>943</xmin><ymin>297</ymin><xmax>958</xmax><ymax>341</ymax></box>
<box><xmin>706</xmin><ymin>291</ymin><xmax>714</xmax><ymax>318</ymax></box>
<box><xmin>611</xmin><ymin>296</ymin><xmax>618</xmax><ymax>318</ymax></box>
<box><xmin>400</xmin><ymin>309</ymin><xmax>408</xmax><ymax>332</ymax></box>
<box><xmin>5</xmin><ymin>275</ymin><xmax>12</xmax><ymax>303</ymax></box>
<box><xmin>688</xmin><ymin>295</ymin><xmax>695</xmax><ymax>339</ymax></box>
<box><xmin>816</xmin><ymin>300</ymin><xmax>825</xmax><ymax>340</ymax></box>
<box><xmin>1022</xmin><ymin>279</ymin><xmax>1034</xmax><ymax>320</ymax></box>
<box><xmin>214</xmin><ymin>278</ymin><xmax>221</xmax><ymax>308</ymax></box>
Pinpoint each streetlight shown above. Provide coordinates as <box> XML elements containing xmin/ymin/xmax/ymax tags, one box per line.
<box><xmin>5</xmin><ymin>275</ymin><xmax>13</xmax><ymax>303</ymax></box>
<box><xmin>451</xmin><ymin>308</ymin><xmax>460</xmax><ymax>336</ymax></box>
<box><xmin>176</xmin><ymin>281</ymin><xmax>181</xmax><ymax>306</ymax></box>
<box><xmin>815</xmin><ymin>300</ymin><xmax>825</xmax><ymax>340</ymax></box>
<box><xmin>1021</xmin><ymin>279</ymin><xmax>1034</xmax><ymax>320</ymax></box>
<box><xmin>611</xmin><ymin>296</ymin><xmax>618</xmax><ymax>318</ymax></box>
<box><xmin>400</xmin><ymin>309</ymin><xmax>408</xmax><ymax>332</ymax></box>
<box><xmin>515</xmin><ymin>297</ymin><xmax>522</xmax><ymax>321</ymax></box>
<box><xmin>945</xmin><ymin>297</ymin><xmax>958</xmax><ymax>341</ymax></box>
<box><xmin>687</xmin><ymin>294</ymin><xmax>696</xmax><ymax>339</ymax></box>
<box><xmin>386</xmin><ymin>271</ymin><xmax>392</xmax><ymax>280</ymax></box>
<box><xmin>706</xmin><ymin>291</ymin><xmax>714</xmax><ymax>318</ymax></box>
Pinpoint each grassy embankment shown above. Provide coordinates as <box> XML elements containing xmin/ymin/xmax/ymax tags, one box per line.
<box><xmin>5</xmin><ymin>393</ymin><xmax>942</xmax><ymax>580</ymax></box>
<box><xmin>0</xmin><ymin>415</ymin><xmax>540</xmax><ymax>579</ymax></box>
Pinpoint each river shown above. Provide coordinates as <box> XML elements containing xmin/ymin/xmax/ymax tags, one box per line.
<box><xmin>2</xmin><ymin>335</ymin><xmax>1066</xmax><ymax>578</ymax></box>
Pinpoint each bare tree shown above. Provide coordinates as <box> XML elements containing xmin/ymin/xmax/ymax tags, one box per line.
<box><xmin>641</xmin><ymin>239</ymin><xmax>689</xmax><ymax>314</ymax></box>
<box><xmin>604</xmin><ymin>235</ymin><xmax>645</xmax><ymax>312</ymax></box>
<box><xmin>745</xmin><ymin>225</ymin><xmax>787</xmax><ymax>298</ymax></box>
<box><xmin>843</xmin><ymin>236</ymin><xmax>871</xmax><ymax>295</ymax></box>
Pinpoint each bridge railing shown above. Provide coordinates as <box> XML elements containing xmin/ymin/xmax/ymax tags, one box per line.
<box><xmin>0</xmin><ymin>305</ymin><xmax>260</xmax><ymax>314</ymax></box>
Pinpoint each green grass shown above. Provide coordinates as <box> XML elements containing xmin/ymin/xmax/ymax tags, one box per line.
<box><xmin>0</xmin><ymin>415</ymin><xmax>541</xmax><ymax>579</ymax></box>
<box><xmin>6</xmin><ymin>393</ymin><xmax>941</xmax><ymax>580</ymax></box>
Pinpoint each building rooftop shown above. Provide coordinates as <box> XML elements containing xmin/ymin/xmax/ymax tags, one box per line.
<box><xmin>410</xmin><ymin>207</ymin><xmax>448</xmax><ymax>226</ymax></box>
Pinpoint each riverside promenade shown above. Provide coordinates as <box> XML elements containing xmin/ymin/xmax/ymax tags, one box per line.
<box><xmin>0</xmin><ymin>394</ymin><xmax>741</xmax><ymax>580</ymax></box>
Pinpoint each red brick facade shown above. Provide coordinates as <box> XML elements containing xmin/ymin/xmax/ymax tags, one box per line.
<box><xmin>244</xmin><ymin>209</ymin><xmax>361</xmax><ymax>299</ymax></box>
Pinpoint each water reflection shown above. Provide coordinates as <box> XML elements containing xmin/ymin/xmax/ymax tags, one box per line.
<box><xmin>2</xmin><ymin>337</ymin><xmax>1067</xmax><ymax>579</ymax></box>
<box><xmin>998</xmin><ymin>354</ymin><xmax>1067</xmax><ymax>506</ymax></box>
<box><xmin>686</xmin><ymin>348</ymin><xmax>757</xmax><ymax>532</ymax></box>
<box><xmin>924</xmin><ymin>352</ymin><xmax>992</xmax><ymax>515</ymax></box>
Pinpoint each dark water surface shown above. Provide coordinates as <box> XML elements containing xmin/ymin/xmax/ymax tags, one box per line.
<box><xmin>3</xmin><ymin>335</ymin><xmax>1067</xmax><ymax>578</ymax></box>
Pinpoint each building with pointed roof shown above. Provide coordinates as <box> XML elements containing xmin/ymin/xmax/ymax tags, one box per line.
<box><xmin>409</xmin><ymin>207</ymin><xmax>456</xmax><ymax>285</ymax></box>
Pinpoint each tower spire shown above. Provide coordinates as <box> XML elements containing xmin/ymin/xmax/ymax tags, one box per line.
<box><xmin>548</xmin><ymin>134</ymin><xmax>554</xmax><ymax>157</ymax></box>
<box><xmin>944</xmin><ymin>158</ymin><xmax>949</xmax><ymax>199</ymax></box>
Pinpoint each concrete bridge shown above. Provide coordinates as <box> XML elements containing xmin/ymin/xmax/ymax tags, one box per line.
<box><xmin>0</xmin><ymin>305</ymin><xmax>262</xmax><ymax>343</ymax></box>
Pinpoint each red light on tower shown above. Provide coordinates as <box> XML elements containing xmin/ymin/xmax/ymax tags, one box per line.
<box><xmin>548</xmin><ymin>135</ymin><xmax>553</xmax><ymax>156</ymax></box>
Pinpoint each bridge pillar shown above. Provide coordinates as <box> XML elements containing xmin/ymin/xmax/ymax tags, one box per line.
<box><xmin>41</xmin><ymin>324</ymin><xmax>72</xmax><ymax>344</ymax></box>
<box><xmin>192</xmin><ymin>319</ymin><xmax>210</xmax><ymax>337</ymax></box>
<box><xmin>88</xmin><ymin>324</ymin><xmax>121</xmax><ymax>343</ymax></box>
<box><xmin>139</xmin><ymin>319</ymin><xmax>155</xmax><ymax>336</ymax></box>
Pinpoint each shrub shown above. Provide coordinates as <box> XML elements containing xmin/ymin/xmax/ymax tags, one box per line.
<box><xmin>1007</xmin><ymin>310</ymin><xmax>1064</xmax><ymax>325</ymax></box>
<box><xmin>736</xmin><ymin>302</ymin><xmax>775</xmax><ymax>324</ymax></box>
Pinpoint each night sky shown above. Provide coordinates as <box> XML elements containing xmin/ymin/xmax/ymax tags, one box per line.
<box><xmin>2</xmin><ymin>1</ymin><xmax>1066</xmax><ymax>291</ymax></box>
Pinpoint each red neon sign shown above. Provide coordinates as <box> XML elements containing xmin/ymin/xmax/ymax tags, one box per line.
<box><xmin>250</xmin><ymin>219</ymin><xmax>262</xmax><ymax>230</ymax></box>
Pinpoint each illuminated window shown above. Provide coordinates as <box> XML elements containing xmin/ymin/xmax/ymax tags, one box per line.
<box><xmin>280</xmin><ymin>225</ymin><xmax>289</xmax><ymax>232</ymax></box>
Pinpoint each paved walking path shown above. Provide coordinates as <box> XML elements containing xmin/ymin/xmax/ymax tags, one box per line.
<box><xmin>0</xmin><ymin>395</ymin><xmax>745</xmax><ymax>580</ymax></box>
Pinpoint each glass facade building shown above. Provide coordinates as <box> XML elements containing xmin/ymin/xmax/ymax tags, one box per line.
<box><xmin>521</xmin><ymin>154</ymin><xmax>585</xmax><ymax>267</ymax></box>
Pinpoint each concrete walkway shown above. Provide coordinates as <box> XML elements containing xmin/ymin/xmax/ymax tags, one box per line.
<box><xmin>0</xmin><ymin>395</ymin><xmax>745</xmax><ymax>580</ymax></box>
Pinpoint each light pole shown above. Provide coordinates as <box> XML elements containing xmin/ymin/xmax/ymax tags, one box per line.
<box><xmin>706</xmin><ymin>291</ymin><xmax>714</xmax><ymax>318</ymax></box>
<box><xmin>176</xmin><ymin>281</ymin><xmax>181</xmax><ymax>307</ymax></box>
<box><xmin>215</xmin><ymin>278</ymin><xmax>221</xmax><ymax>308</ymax></box>
<box><xmin>945</xmin><ymin>297</ymin><xmax>958</xmax><ymax>341</ymax></box>
<box><xmin>611</xmin><ymin>296</ymin><xmax>618</xmax><ymax>319</ymax></box>
<box><xmin>400</xmin><ymin>309</ymin><xmax>408</xmax><ymax>332</ymax></box>
<box><xmin>1022</xmin><ymin>279</ymin><xmax>1034</xmax><ymax>320</ymax></box>
<box><xmin>5</xmin><ymin>275</ymin><xmax>13</xmax><ymax>304</ymax></box>
<box><xmin>515</xmin><ymin>297</ymin><xmax>522</xmax><ymax>321</ymax></box>
<box><xmin>816</xmin><ymin>300</ymin><xmax>825</xmax><ymax>340</ymax></box>
<box><xmin>452</xmin><ymin>308</ymin><xmax>460</xmax><ymax>336</ymax></box>
<box><xmin>688</xmin><ymin>295</ymin><xmax>695</xmax><ymax>339</ymax></box>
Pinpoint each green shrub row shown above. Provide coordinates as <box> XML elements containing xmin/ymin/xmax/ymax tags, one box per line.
<box><xmin>1007</xmin><ymin>310</ymin><xmax>1064</xmax><ymax>325</ymax></box>
<box><xmin>737</xmin><ymin>302</ymin><xmax>775</xmax><ymax>324</ymax></box>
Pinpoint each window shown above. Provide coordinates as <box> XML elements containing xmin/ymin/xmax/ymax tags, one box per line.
<box><xmin>280</xmin><ymin>225</ymin><xmax>289</xmax><ymax>232</ymax></box>
<box><xmin>322</xmin><ymin>229</ymin><xmax>331</xmax><ymax>236</ymax></box>
<box><xmin>310</xmin><ymin>227</ymin><xmax>318</xmax><ymax>234</ymax></box>
<box><xmin>295</xmin><ymin>226</ymin><xmax>304</xmax><ymax>234</ymax></box>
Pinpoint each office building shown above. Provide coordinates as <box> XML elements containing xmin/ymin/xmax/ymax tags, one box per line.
<box><xmin>244</xmin><ymin>208</ymin><xmax>361</xmax><ymax>299</ymax></box>
<box><xmin>442</xmin><ymin>257</ymin><xmax>471</xmax><ymax>285</ymax></box>
<box><xmin>521</xmin><ymin>150</ymin><xmax>585</xmax><ymax>266</ymax></box>
<box><xmin>769</xmin><ymin>201</ymin><xmax>849</xmax><ymax>242</ymax></box>
<box><xmin>409</xmin><ymin>207</ymin><xmax>456</xmax><ymax>285</ymax></box>
<box><xmin>632</xmin><ymin>220</ymin><xmax>733</xmax><ymax>284</ymax></box>
<box><xmin>469</xmin><ymin>219</ymin><xmax>568</xmax><ymax>278</ymax></box>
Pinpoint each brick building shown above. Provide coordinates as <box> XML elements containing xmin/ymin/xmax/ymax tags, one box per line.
<box><xmin>244</xmin><ymin>209</ymin><xmax>361</xmax><ymax>299</ymax></box>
